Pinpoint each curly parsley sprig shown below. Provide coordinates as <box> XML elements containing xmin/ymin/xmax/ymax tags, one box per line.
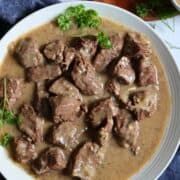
<box><xmin>57</xmin><ymin>5</ymin><xmax>101</xmax><ymax>31</ymax></box>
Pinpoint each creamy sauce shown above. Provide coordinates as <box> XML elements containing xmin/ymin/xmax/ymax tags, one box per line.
<box><xmin>0</xmin><ymin>19</ymin><xmax>171</xmax><ymax>180</ymax></box>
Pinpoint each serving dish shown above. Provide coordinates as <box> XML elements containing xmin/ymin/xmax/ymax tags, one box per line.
<box><xmin>172</xmin><ymin>0</ymin><xmax>180</xmax><ymax>11</ymax></box>
<box><xmin>0</xmin><ymin>1</ymin><xmax>179</xmax><ymax>180</ymax></box>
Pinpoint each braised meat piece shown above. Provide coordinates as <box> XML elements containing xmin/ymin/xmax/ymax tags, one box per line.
<box><xmin>138</xmin><ymin>59</ymin><xmax>158</xmax><ymax>86</ymax></box>
<box><xmin>106</xmin><ymin>79</ymin><xmax>137</xmax><ymax>105</ymax></box>
<box><xmin>48</xmin><ymin>121</ymin><xmax>85</xmax><ymax>150</ymax></box>
<box><xmin>34</xmin><ymin>81</ymin><xmax>51</xmax><ymax>118</ymax></box>
<box><xmin>113</xmin><ymin>110</ymin><xmax>140</xmax><ymax>155</ymax></box>
<box><xmin>70</xmin><ymin>36</ymin><xmax>98</xmax><ymax>60</ymax></box>
<box><xmin>43</xmin><ymin>40</ymin><xmax>65</xmax><ymax>64</ymax></box>
<box><xmin>50</xmin><ymin>95</ymin><xmax>81</xmax><ymax>123</ymax></box>
<box><xmin>49</xmin><ymin>77</ymin><xmax>82</xmax><ymax>101</ymax></box>
<box><xmin>27</xmin><ymin>64</ymin><xmax>62</xmax><ymax>82</ymax></box>
<box><xmin>88</xmin><ymin>98</ymin><xmax>118</xmax><ymax>128</ymax></box>
<box><xmin>18</xmin><ymin>104</ymin><xmax>44</xmax><ymax>143</ymax></box>
<box><xmin>0</xmin><ymin>78</ymin><xmax>23</xmax><ymax>109</ymax></box>
<box><xmin>32</xmin><ymin>147</ymin><xmax>67</xmax><ymax>175</ymax></box>
<box><xmin>72</xmin><ymin>142</ymin><xmax>102</xmax><ymax>180</ymax></box>
<box><xmin>92</xmin><ymin>118</ymin><xmax>114</xmax><ymax>165</ymax></box>
<box><xmin>61</xmin><ymin>47</ymin><xmax>76</xmax><ymax>71</ymax></box>
<box><xmin>113</xmin><ymin>56</ymin><xmax>135</xmax><ymax>84</ymax></box>
<box><xmin>97</xmin><ymin>117</ymin><xmax>113</xmax><ymax>146</ymax></box>
<box><xmin>106</xmin><ymin>79</ymin><xmax>121</xmax><ymax>98</ymax></box>
<box><xmin>15</xmin><ymin>38</ymin><xmax>44</xmax><ymax>68</ymax></box>
<box><xmin>122</xmin><ymin>32</ymin><xmax>152</xmax><ymax>60</ymax></box>
<box><xmin>93</xmin><ymin>33</ymin><xmax>124</xmax><ymax>72</ymax></box>
<box><xmin>71</xmin><ymin>55</ymin><xmax>103</xmax><ymax>95</ymax></box>
<box><xmin>13</xmin><ymin>136</ymin><xmax>37</xmax><ymax>163</ymax></box>
<box><xmin>127</xmin><ymin>87</ymin><xmax>158</xmax><ymax>120</ymax></box>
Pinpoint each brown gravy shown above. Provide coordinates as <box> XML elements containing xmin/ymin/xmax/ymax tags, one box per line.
<box><xmin>0</xmin><ymin>19</ymin><xmax>171</xmax><ymax>180</ymax></box>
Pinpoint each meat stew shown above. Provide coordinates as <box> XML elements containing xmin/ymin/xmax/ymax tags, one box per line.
<box><xmin>0</xmin><ymin>8</ymin><xmax>171</xmax><ymax>180</ymax></box>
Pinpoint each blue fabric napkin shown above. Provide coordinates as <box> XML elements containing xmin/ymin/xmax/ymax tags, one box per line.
<box><xmin>0</xmin><ymin>1</ymin><xmax>179</xmax><ymax>180</ymax></box>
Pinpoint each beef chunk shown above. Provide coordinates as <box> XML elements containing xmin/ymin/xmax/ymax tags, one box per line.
<box><xmin>0</xmin><ymin>78</ymin><xmax>23</xmax><ymax>109</ymax></box>
<box><xmin>43</xmin><ymin>40</ymin><xmax>65</xmax><ymax>63</ymax></box>
<box><xmin>32</xmin><ymin>147</ymin><xmax>67</xmax><ymax>175</ymax></box>
<box><xmin>93</xmin><ymin>33</ymin><xmax>124</xmax><ymax>72</ymax></box>
<box><xmin>70</xmin><ymin>36</ymin><xmax>98</xmax><ymax>60</ymax></box>
<box><xmin>106</xmin><ymin>79</ymin><xmax>121</xmax><ymax>98</ymax></box>
<box><xmin>27</xmin><ymin>64</ymin><xmax>62</xmax><ymax>82</ymax></box>
<box><xmin>13</xmin><ymin>136</ymin><xmax>37</xmax><ymax>163</ymax></box>
<box><xmin>122</xmin><ymin>32</ymin><xmax>152</xmax><ymax>60</ymax></box>
<box><xmin>114</xmin><ymin>110</ymin><xmax>140</xmax><ymax>155</ymax></box>
<box><xmin>71</xmin><ymin>55</ymin><xmax>103</xmax><ymax>95</ymax></box>
<box><xmin>49</xmin><ymin>77</ymin><xmax>82</xmax><ymax>101</ymax></box>
<box><xmin>88</xmin><ymin>98</ymin><xmax>118</xmax><ymax>128</ymax></box>
<box><xmin>50</xmin><ymin>96</ymin><xmax>81</xmax><ymax>123</ymax></box>
<box><xmin>127</xmin><ymin>87</ymin><xmax>158</xmax><ymax>120</ymax></box>
<box><xmin>15</xmin><ymin>38</ymin><xmax>44</xmax><ymax>68</ymax></box>
<box><xmin>138</xmin><ymin>59</ymin><xmax>158</xmax><ymax>86</ymax></box>
<box><xmin>18</xmin><ymin>104</ymin><xmax>44</xmax><ymax>143</ymax></box>
<box><xmin>97</xmin><ymin>117</ymin><xmax>113</xmax><ymax>146</ymax></box>
<box><xmin>72</xmin><ymin>142</ymin><xmax>102</xmax><ymax>180</ymax></box>
<box><xmin>113</xmin><ymin>56</ymin><xmax>135</xmax><ymax>84</ymax></box>
<box><xmin>48</xmin><ymin>122</ymin><xmax>85</xmax><ymax>150</ymax></box>
<box><xmin>34</xmin><ymin>82</ymin><xmax>51</xmax><ymax>118</ymax></box>
<box><xmin>61</xmin><ymin>47</ymin><xmax>76</xmax><ymax>71</ymax></box>
<box><xmin>106</xmin><ymin>79</ymin><xmax>137</xmax><ymax>105</ymax></box>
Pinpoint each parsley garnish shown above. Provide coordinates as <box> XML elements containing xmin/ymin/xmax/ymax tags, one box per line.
<box><xmin>135</xmin><ymin>0</ymin><xmax>179</xmax><ymax>19</ymax></box>
<box><xmin>57</xmin><ymin>5</ymin><xmax>101</xmax><ymax>31</ymax></box>
<box><xmin>0</xmin><ymin>133</ymin><xmax>13</xmax><ymax>147</ymax></box>
<box><xmin>135</xmin><ymin>3</ymin><xmax>149</xmax><ymax>18</ymax></box>
<box><xmin>0</xmin><ymin>78</ymin><xmax>20</xmax><ymax>128</ymax></box>
<box><xmin>97</xmin><ymin>32</ymin><xmax>112</xmax><ymax>49</ymax></box>
<box><xmin>57</xmin><ymin>14</ymin><xmax>72</xmax><ymax>31</ymax></box>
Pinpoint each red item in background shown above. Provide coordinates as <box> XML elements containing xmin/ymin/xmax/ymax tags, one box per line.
<box><xmin>96</xmin><ymin>0</ymin><xmax>158</xmax><ymax>21</ymax></box>
<box><xmin>97</xmin><ymin>0</ymin><xmax>140</xmax><ymax>10</ymax></box>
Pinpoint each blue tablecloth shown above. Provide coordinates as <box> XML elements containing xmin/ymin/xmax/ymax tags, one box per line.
<box><xmin>0</xmin><ymin>1</ymin><xmax>179</xmax><ymax>179</ymax></box>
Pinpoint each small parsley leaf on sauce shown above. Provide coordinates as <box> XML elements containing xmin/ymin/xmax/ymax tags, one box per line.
<box><xmin>0</xmin><ymin>78</ymin><xmax>20</xmax><ymax>128</ymax></box>
<box><xmin>0</xmin><ymin>133</ymin><xmax>13</xmax><ymax>147</ymax></box>
<box><xmin>97</xmin><ymin>32</ymin><xmax>112</xmax><ymax>49</ymax></box>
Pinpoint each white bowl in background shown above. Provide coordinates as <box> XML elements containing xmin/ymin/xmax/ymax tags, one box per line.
<box><xmin>0</xmin><ymin>1</ymin><xmax>180</xmax><ymax>180</ymax></box>
<box><xmin>171</xmin><ymin>0</ymin><xmax>180</xmax><ymax>11</ymax></box>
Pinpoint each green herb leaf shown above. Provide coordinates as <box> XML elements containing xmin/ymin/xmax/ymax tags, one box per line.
<box><xmin>135</xmin><ymin>0</ymin><xmax>179</xmax><ymax>19</ymax></box>
<box><xmin>3</xmin><ymin>110</ymin><xmax>20</xmax><ymax>125</ymax></box>
<box><xmin>66</xmin><ymin>4</ymin><xmax>85</xmax><ymax>18</ymax></box>
<box><xmin>0</xmin><ymin>78</ymin><xmax>20</xmax><ymax>128</ymax></box>
<box><xmin>84</xmin><ymin>9</ymin><xmax>101</xmax><ymax>28</ymax></box>
<box><xmin>135</xmin><ymin>3</ymin><xmax>149</xmax><ymax>18</ymax></box>
<box><xmin>57</xmin><ymin>4</ymin><xmax>101</xmax><ymax>31</ymax></box>
<box><xmin>57</xmin><ymin>14</ymin><xmax>72</xmax><ymax>31</ymax></box>
<box><xmin>97</xmin><ymin>32</ymin><xmax>112</xmax><ymax>49</ymax></box>
<box><xmin>0</xmin><ymin>109</ymin><xmax>20</xmax><ymax>127</ymax></box>
<box><xmin>0</xmin><ymin>133</ymin><xmax>13</xmax><ymax>147</ymax></box>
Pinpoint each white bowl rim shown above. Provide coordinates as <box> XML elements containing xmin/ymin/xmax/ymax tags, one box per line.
<box><xmin>0</xmin><ymin>1</ymin><xmax>179</xmax><ymax>180</ymax></box>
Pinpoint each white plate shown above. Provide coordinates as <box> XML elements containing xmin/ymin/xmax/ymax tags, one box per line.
<box><xmin>0</xmin><ymin>1</ymin><xmax>180</xmax><ymax>180</ymax></box>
